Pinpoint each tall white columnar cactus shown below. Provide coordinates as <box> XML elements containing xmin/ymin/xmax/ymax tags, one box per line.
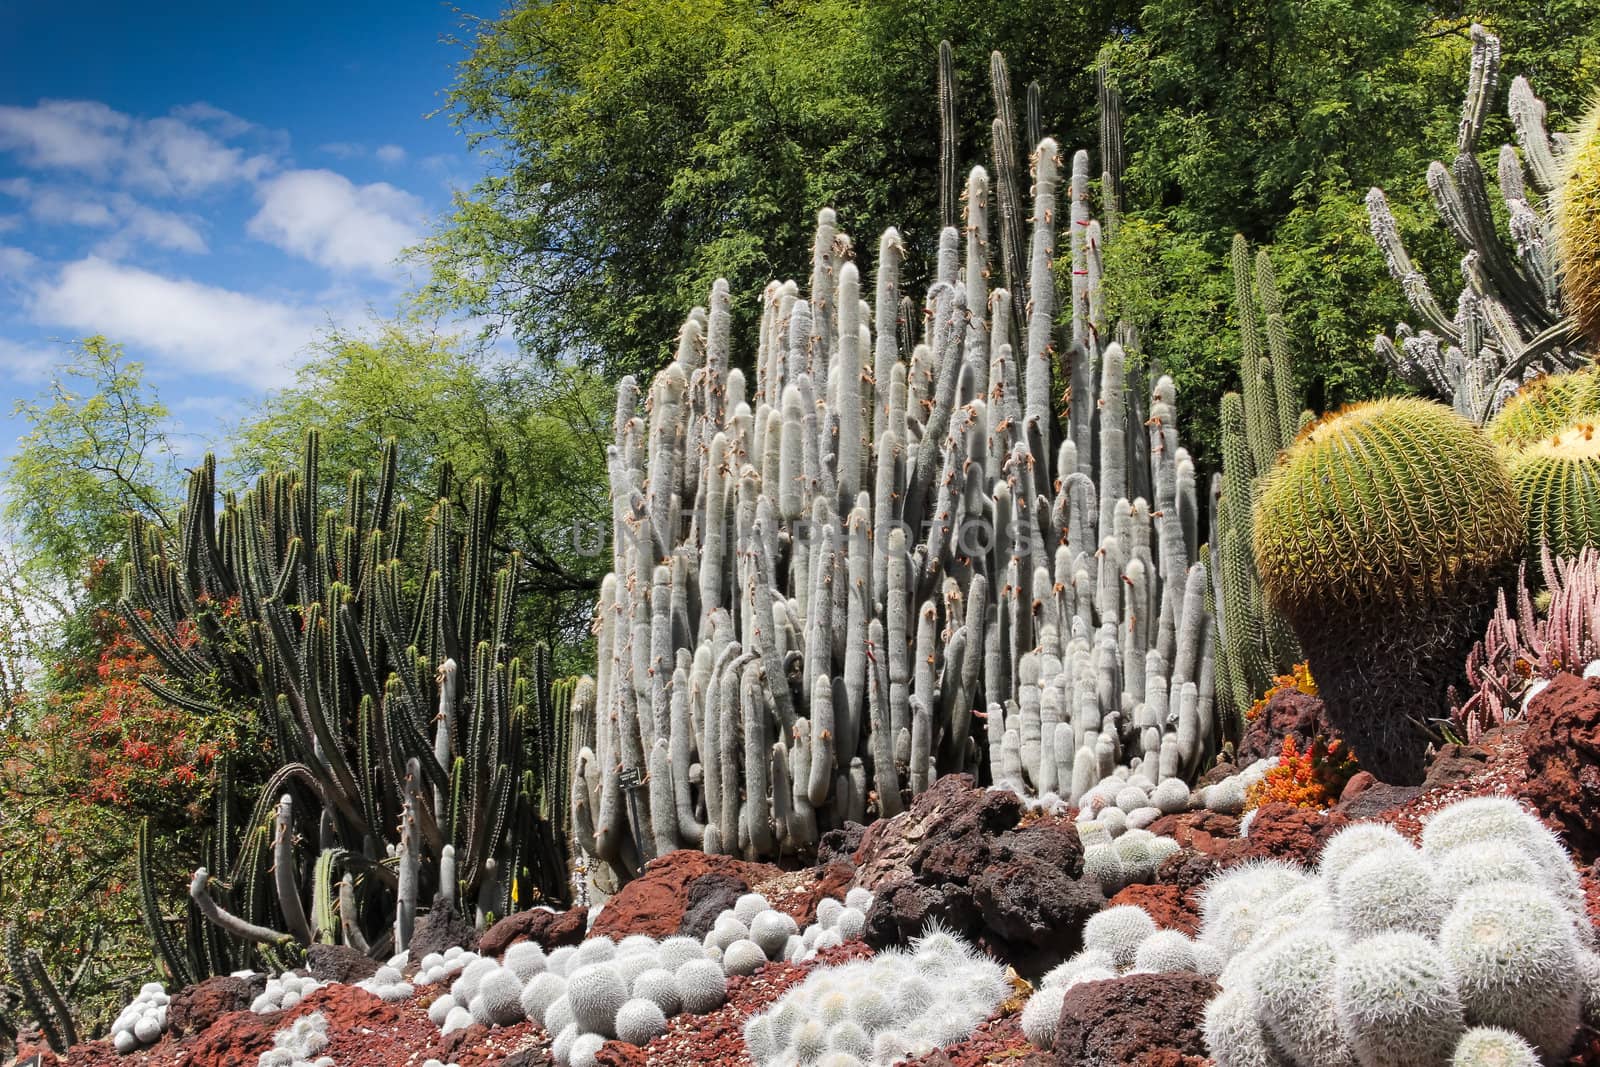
<box><xmin>572</xmin><ymin>126</ymin><xmax>1216</xmax><ymax>881</ymax></box>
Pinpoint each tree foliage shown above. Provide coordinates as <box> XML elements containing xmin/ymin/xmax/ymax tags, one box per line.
<box><xmin>227</xmin><ymin>323</ymin><xmax>611</xmax><ymax>667</ymax></box>
<box><xmin>425</xmin><ymin>0</ymin><xmax>1134</xmax><ymax>380</ymax></box>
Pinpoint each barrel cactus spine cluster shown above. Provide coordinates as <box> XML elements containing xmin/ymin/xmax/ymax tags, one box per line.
<box><xmin>571</xmin><ymin>117</ymin><xmax>1226</xmax><ymax>884</ymax></box>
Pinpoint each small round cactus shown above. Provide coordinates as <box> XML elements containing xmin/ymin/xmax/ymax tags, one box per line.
<box><xmin>1439</xmin><ymin>881</ymin><xmax>1582</xmax><ymax>1060</ymax></box>
<box><xmin>1318</xmin><ymin>821</ymin><xmax>1412</xmax><ymax>888</ymax></box>
<box><xmin>566</xmin><ymin>964</ymin><xmax>626</xmax><ymax>1037</ymax></box>
<box><xmin>1203</xmin><ymin>984</ymin><xmax>1283</xmax><ymax>1067</ymax></box>
<box><xmin>1333</xmin><ymin>845</ymin><xmax>1441</xmax><ymax>937</ymax></box>
<box><xmin>631</xmin><ymin>968</ymin><xmax>682</xmax><ymax>1016</ymax></box>
<box><xmin>568</xmin><ymin>1031</ymin><xmax>606</xmax><ymax>1067</ymax></box>
<box><xmin>572</xmin><ymin>936</ymin><xmax>616</xmax><ymax>969</ymax></box>
<box><xmin>427</xmin><ymin>993</ymin><xmax>456</xmax><ymax>1027</ymax></box>
<box><xmin>504</xmin><ymin>940</ymin><xmax>548</xmax><ymax>981</ymax></box>
<box><xmin>476</xmin><ymin>967</ymin><xmax>525</xmax><ymax>1026</ymax></box>
<box><xmin>828</xmin><ymin>1020</ymin><xmax>871</xmax><ymax>1057</ymax></box>
<box><xmin>723</xmin><ymin>938</ymin><xmax>768</xmax><ymax>976</ymax></box>
<box><xmin>1333</xmin><ymin>931</ymin><xmax>1463</xmax><ymax>1067</ymax></box>
<box><xmin>751</xmin><ymin>910</ymin><xmax>799</xmax><ymax>958</ymax></box>
<box><xmin>615</xmin><ymin>997</ymin><xmax>668</xmax><ymax>1046</ymax></box>
<box><xmin>521</xmin><ymin>972</ymin><xmax>568</xmax><ymax>1027</ymax></box>
<box><xmin>1021</xmin><ymin>986</ymin><xmax>1067</xmax><ymax>1050</ymax></box>
<box><xmin>1452</xmin><ymin>1026</ymin><xmax>1542</xmax><ymax>1066</ymax></box>
<box><xmin>675</xmin><ymin>958</ymin><xmax>728</xmax><ymax>1014</ymax></box>
<box><xmin>544</xmin><ymin>993</ymin><xmax>575</xmax><ymax>1038</ymax></box>
<box><xmin>1133</xmin><ymin>930</ymin><xmax>1199</xmax><ymax>973</ymax></box>
<box><xmin>734</xmin><ymin>893</ymin><xmax>772</xmax><ymax>925</ymax></box>
<box><xmin>657</xmin><ymin>935</ymin><xmax>705</xmax><ymax>973</ymax></box>
<box><xmin>1083</xmin><ymin>905</ymin><xmax>1157</xmax><ymax>968</ymax></box>
<box><xmin>1251</xmin><ymin>928</ymin><xmax>1354</xmax><ymax>1067</ymax></box>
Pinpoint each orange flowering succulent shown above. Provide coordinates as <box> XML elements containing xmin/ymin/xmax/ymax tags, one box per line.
<box><xmin>1246</xmin><ymin>661</ymin><xmax>1318</xmax><ymax>721</ymax></box>
<box><xmin>1245</xmin><ymin>734</ymin><xmax>1358</xmax><ymax>812</ymax></box>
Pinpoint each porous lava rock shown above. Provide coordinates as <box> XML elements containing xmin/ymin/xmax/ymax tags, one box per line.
<box><xmin>408</xmin><ymin>898</ymin><xmax>481</xmax><ymax>959</ymax></box>
<box><xmin>1107</xmin><ymin>883</ymin><xmax>1198</xmax><ymax>936</ymax></box>
<box><xmin>857</xmin><ymin>775</ymin><xmax>1104</xmax><ymax>974</ymax></box>
<box><xmin>1238</xmin><ymin>688</ymin><xmax>1336</xmax><ymax>764</ymax></box>
<box><xmin>588</xmin><ymin>847</ymin><xmax>782</xmax><ymax>940</ymax></box>
<box><xmin>1521</xmin><ymin>671</ymin><xmax>1600</xmax><ymax>861</ymax></box>
<box><xmin>165</xmin><ymin>973</ymin><xmax>266</xmax><ymax>1037</ymax></box>
<box><xmin>479</xmin><ymin>904</ymin><xmax>586</xmax><ymax>956</ymax></box>
<box><xmin>305</xmin><ymin>942</ymin><xmax>380</xmax><ymax>984</ymax></box>
<box><xmin>1053</xmin><ymin>972</ymin><xmax>1217</xmax><ymax>1065</ymax></box>
<box><xmin>1230</xmin><ymin>802</ymin><xmax>1350</xmax><ymax>864</ymax></box>
<box><xmin>1147</xmin><ymin>810</ymin><xmax>1240</xmax><ymax>852</ymax></box>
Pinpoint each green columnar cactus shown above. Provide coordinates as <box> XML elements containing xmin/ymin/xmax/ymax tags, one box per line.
<box><xmin>1253</xmin><ymin>398</ymin><xmax>1523</xmax><ymax>782</ymax></box>
<box><xmin>121</xmin><ymin>432</ymin><xmax>575</xmax><ymax>963</ymax></box>
<box><xmin>1213</xmin><ymin>237</ymin><xmax>1303</xmax><ymax>729</ymax></box>
<box><xmin>5</xmin><ymin>925</ymin><xmax>76</xmax><ymax>1054</ymax></box>
<box><xmin>1557</xmin><ymin>97</ymin><xmax>1600</xmax><ymax>348</ymax></box>
<box><xmin>1506</xmin><ymin>422</ymin><xmax>1600</xmax><ymax>560</ymax></box>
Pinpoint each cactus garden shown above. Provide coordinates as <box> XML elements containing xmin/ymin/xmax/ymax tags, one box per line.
<box><xmin>7</xmin><ymin>5</ymin><xmax>1600</xmax><ymax>1067</ymax></box>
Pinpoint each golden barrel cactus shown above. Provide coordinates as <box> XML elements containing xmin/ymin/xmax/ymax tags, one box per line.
<box><xmin>1557</xmin><ymin>96</ymin><xmax>1600</xmax><ymax>348</ymax></box>
<box><xmin>1486</xmin><ymin>366</ymin><xmax>1600</xmax><ymax>450</ymax></box>
<box><xmin>1253</xmin><ymin>398</ymin><xmax>1522</xmax><ymax>783</ymax></box>
<box><xmin>1508</xmin><ymin>422</ymin><xmax>1600</xmax><ymax>561</ymax></box>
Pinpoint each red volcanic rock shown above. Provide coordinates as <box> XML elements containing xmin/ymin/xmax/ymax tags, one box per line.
<box><xmin>1053</xmin><ymin>973</ymin><xmax>1217</xmax><ymax>1065</ymax></box>
<box><xmin>908</xmin><ymin>1015</ymin><xmax>1055</xmax><ymax>1066</ymax></box>
<box><xmin>479</xmin><ymin>904</ymin><xmax>587</xmax><ymax>956</ymax></box>
<box><xmin>1231</xmin><ymin>802</ymin><xmax>1350</xmax><ymax>865</ymax></box>
<box><xmin>180</xmin><ymin>985</ymin><xmax>420</xmax><ymax>1067</ymax></box>
<box><xmin>588</xmin><ymin>848</ymin><xmax>782</xmax><ymax>940</ymax></box>
<box><xmin>1521</xmin><ymin>672</ymin><xmax>1600</xmax><ymax>861</ymax></box>
<box><xmin>166</xmin><ymin>973</ymin><xmax>266</xmax><ymax>1036</ymax></box>
<box><xmin>1108</xmin><ymin>883</ymin><xmax>1198</xmax><ymax>936</ymax></box>
<box><xmin>1147</xmin><ymin>809</ymin><xmax>1241</xmax><ymax>852</ymax></box>
<box><xmin>1239</xmin><ymin>689</ymin><xmax>1336</xmax><ymax>765</ymax></box>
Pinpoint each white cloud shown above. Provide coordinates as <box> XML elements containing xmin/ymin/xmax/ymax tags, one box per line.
<box><xmin>28</xmin><ymin>190</ymin><xmax>116</xmax><ymax>228</ymax></box>
<box><xmin>248</xmin><ymin>169</ymin><xmax>424</xmax><ymax>278</ymax></box>
<box><xmin>0</xmin><ymin>99</ymin><xmax>276</xmax><ymax>196</ymax></box>
<box><xmin>0</xmin><ymin>336</ymin><xmax>64</xmax><ymax>381</ymax></box>
<box><xmin>375</xmin><ymin>144</ymin><xmax>406</xmax><ymax>164</ymax></box>
<box><xmin>114</xmin><ymin>202</ymin><xmax>207</xmax><ymax>254</ymax></box>
<box><xmin>30</xmin><ymin>257</ymin><xmax>328</xmax><ymax>388</ymax></box>
<box><xmin>0</xmin><ymin>246</ymin><xmax>37</xmax><ymax>278</ymax></box>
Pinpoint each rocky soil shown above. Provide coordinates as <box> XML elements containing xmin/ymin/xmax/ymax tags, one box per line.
<box><xmin>16</xmin><ymin>677</ymin><xmax>1600</xmax><ymax>1067</ymax></box>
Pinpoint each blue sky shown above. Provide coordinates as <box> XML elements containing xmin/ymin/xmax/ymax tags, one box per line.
<box><xmin>0</xmin><ymin>1</ymin><xmax>491</xmax><ymax>461</ymax></box>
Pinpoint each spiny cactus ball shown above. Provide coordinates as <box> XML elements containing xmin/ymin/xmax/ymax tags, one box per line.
<box><xmin>1084</xmin><ymin>905</ymin><xmax>1158</xmax><ymax>968</ymax></box>
<box><xmin>1486</xmin><ymin>368</ymin><xmax>1600</xmax><ymax>449</ymax></box>
<box><xmin>1318</xmin><ymin>821</ymin><xmax>1411</xmax><ymax>888</ymax></box>
<box><xmin>723</xmin><ymin>938</ymin><xmax>768</xmax><ymax>976</ymax></box>
<box><xmin>1334</xmin><ymin>845</ymin><xmax>1441</xmax><ymax>937</ymax></box>
<box><xmin>675</xmin><ymin>958</ymin><xmax>728</xmax><ymax>1014</ymax></box>
<box><xmin>566</xmin><ymin>964</ymin><xmax>626</xmax><ymax>1037</ymax></box>
<box><xmin>1133</xmin><ymin>930</ymin><xmax>1199</xmax><ymax>974</ymax></box>
<box><xmin>504</xmin><ymin>940</ymin><xmax>548</xmax><ymax>981</ymax></box>
<box><xmin>474</xmin><ymin>967</ymin><xmax>525</xmax><ymax>1026</ymax></box>
<box><xmin>615</xmin><ymin>997</ymin><xmax>669</xmax><ymax>1046</ymax></box>
<box><xmin>1334</xmin><ymin>931</ymin><xmax>1464</xmax><ymax>1067</ymax></box>
<box><xmin>520</xmin><ymin>972</ymin><xmax>567</xmax><ymax>1027</ymax></box>
<box><xmin>1254</xmin><ymin>397</ymin><xmax>1521</xmax><ymax>782</ymax></box>
<box><xmin>1451</xmin><ymin>1025</ymin><xmax>1541</xmax><ymax>1067</ymax></box>
<box><xmin>1506</xmin><ymin>422</ymin><xmax>1600</xmax><ymax>560</ymax></box>
<box><xmin>1251</xmin><ymin>928</ymin><xmax>1353</xmax><ymax>1065</ymax></box>
<box><xmin>631</xmin><ymin>968</ymin><xmax>682</xmax><ymax>1016</ymax></box>
<box><xmin>1021</xmin><ymin>986</ymin><xmax>1068</xmax><ymax>1050</ymax></box>
<box><xmin>1556</xmin><ymin>97</ymin><xmax>1600</xmax><ymax>347</ymax></box>
<box><xmin>1438</xmin><ymin>881</ymin><xmax>1583</xmax><ymax>1059</ymax></box>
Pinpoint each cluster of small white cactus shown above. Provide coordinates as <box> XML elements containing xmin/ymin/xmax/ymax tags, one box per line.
<box><xmin>1021</xmin><ymin>904</ymin><xmax>1223</xmax><ymax>1050</ymax></box>
<box><xmin>1196</xmin><ymin>796</ymin><xmax>1600</xmax><ymax>1066</ymax></box>
<box><xmin>352</xmin><ymin>962</ymin><xmax>415</xmax><ymax>1004</ymax></box>
<box><xmin>743</xmin><ymin>924</ymin><xmax>1008</xmax><ymax>1067</ymax></box>
<box><xmin>110</xmin><ymin>982</ymin><xmax>169</xmax><ymax>1054</ymax></box>
<box><xmin>250</xmin><ymin>971</ymin><xmax>328</xmax><ymax>1015</ymax></box>
<box><xmin>257</xmin><ymin>1011</ymin><xmax>333</xmax><ymax>1067</ymax></box>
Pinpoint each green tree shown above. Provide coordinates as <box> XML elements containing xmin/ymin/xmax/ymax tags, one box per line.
<box><xmin>227</xmin><ymin>322</ymin><xmax>610</xmax><ymax>667</ymax></box>
<box><xmin>425</xmin><ymin>0</ymin><xmax>1135</xmax><ymax>381</ymax></box>
<box><xmin>5</xmin><ymin>338</ymin><xmax>176</xmax><ymax>590</ymax></box>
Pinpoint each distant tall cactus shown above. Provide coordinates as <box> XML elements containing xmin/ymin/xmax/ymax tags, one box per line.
<box><xmin>572</xmin><ymin>46</ymin><xmax>1219</xmax><ymax>886</ymax></box>
<box><xmin>1213</xmin><ymin>237</ymin><xmax>1305</xmax><ymax>728</ymax></box>
<box><xmin>4</xmin><ymin>925</ymin><xmax>76</xmax><ymax>1054</ymax></box>
<box><xmin>1367</xmin><ymin>25</ymin><xmax>1585</xmax><ymax>424</ymax></box>
<box><xmin>122</xmin><ymin>433</ymin><xmax>576</xmax><ymax>962</ymax></box>
<box><xmin>1557</xmin><ymin>97</ymin><xmax>1600</xmax><ymax>348</ymax></box>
